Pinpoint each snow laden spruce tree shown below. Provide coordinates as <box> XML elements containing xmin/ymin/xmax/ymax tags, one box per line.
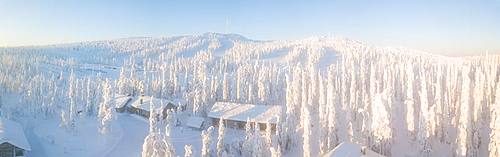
<box><xmin>61</xmin><ymin>70</ymin><xmax>78</xmax><ymax>132</ymax></box>
<box><xmin>201</xmin><ymin>126</ymin><xmax>214</xmax><ymax>157</ymax></box>
<box><xmin>457</xmin><ymin>67</ymin><xmax>472</xmax><ymax>157</ymax></box>
<box><xmin>252</xmin><ymin>123</ymin><xmax>265</xmax><ymax>157</ymax></box>
<box><xmin>242</xmin><ymin>118</ymin><xmax>253</xmax><ymax>156</ymax></box>
<box><xmin>141</xmin><ymin>99</ymin><xmax>160</xmax><ymax>157</ymax></box>
<box><xmin>98</xmin><ymin>79</ymin><xmax>116</xmax><ymax>134</ymax></box>
<box><xmin>489</xmin><ymin>83</ymin><xmax>500</xmax><ymax>157</ymax></box>
<box><xmin>216</xmin><ymin>117</ymin><xmax>227</xmax><ymax>157</ymax></box>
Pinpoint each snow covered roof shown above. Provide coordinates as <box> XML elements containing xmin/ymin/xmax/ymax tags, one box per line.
<box><xmin>322</xmin><ymin>142</ymin><xmax>385</xmax><ymax>157</ymax></box>
<box><xmin>0</xmin><ymin>118</ymin><xmax>31</xmax><ymax>151</ymax></box>
<box><xmin>130</xmin><ymin>96</ymin><xmax>177</xmax><ymax>111</ymax></box>
<box><xmin>186</xmin><ymin>116</ymin><xmax>205</xmax><ymax>129</ymax></box>
<box><xmin>208</xmin><ymin>102</ymin><xmax>282</xmax><ymax>124</ymax></box>
<box><xmin>114</xmin><ymin>94</ymin><xmax>132</xmax><ymax>108</ymax></box>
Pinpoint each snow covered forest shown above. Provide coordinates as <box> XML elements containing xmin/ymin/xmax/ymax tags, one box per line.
<box><xmin>0</xmin><ymin>33</ymin><xmax>499</xmax><ymax>157</ymax></box>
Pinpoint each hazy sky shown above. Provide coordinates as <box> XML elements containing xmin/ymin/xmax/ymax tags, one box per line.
<box><xmin>0</xmin><ymin>0</ymin><xmax>499</xmax><ymax>56</ymax></box>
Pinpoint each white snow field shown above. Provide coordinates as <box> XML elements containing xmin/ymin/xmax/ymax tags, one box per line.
<box><xmin>0</xmin><ymin>33</ymin><xmax>499</xmax><ymax>157</ymax></box>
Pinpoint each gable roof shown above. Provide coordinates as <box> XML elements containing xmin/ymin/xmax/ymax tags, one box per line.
<box><xmin>130</xmin><ymin>96</ymin><xmax>177</xmax><ymax>111</ymax></box>
<box><xmin>0</xmin><ymin>118</ymin><xmax>31</xmax><ymax>151</ymax></box>
<box><xmin>208</xmin><ymin>102</ymin><xmax>282</xmax><ymax>124</ymax></box>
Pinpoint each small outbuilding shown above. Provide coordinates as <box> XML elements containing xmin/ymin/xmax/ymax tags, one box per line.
<box><xmin>127</xmin><ymin>96</ymin><xmax>182</xmax><ymax>119</ymax></box>
<box><xmin>322</xmin><ymin>142</ymin><xmax>386</xmax><ymax>157</ymax></box>
<box><xmin>208</xmin><ymin>102</ymin><xmax>281</xmax><ymax>131</ymax></box>
<box><xmin>0</xmin><ymin>118</ymin><xmax>31</xmax><ymax>157</ymax></box>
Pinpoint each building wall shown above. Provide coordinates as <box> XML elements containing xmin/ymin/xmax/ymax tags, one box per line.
<box><xmin>210</xmin><ymin>118</ymin><xmax>277</xmax><ymax>132</ymax></box>
<box><xmin>0</xmin><ymin>143</ymin><xmax>24</xmax><ymax>157</ymax></box>
<box><xmin>127</xmin><ymin>107</ymin><xmax>169</xmax><ymax>119</ymax></box>
<box><xmin>127</xmin><ymin>107</ymin><xmax>149</xmax><ymax>118</ymax></box>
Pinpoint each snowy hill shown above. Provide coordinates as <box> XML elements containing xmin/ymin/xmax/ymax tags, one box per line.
<box><xmin>0</xmin><ymin>33</ymin><xmax>436</xmax><ymax>69</ymax></box>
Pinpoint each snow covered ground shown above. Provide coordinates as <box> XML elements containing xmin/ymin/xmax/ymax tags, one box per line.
<box><xmin>21</xmin><ymin>113</ymin><xmax>205</xmax><ymax>157</ymax></box>
<box><xmin>29</xmin><ymin>117</ymin><xmax>123</xmax><ymax>157</ymax></box>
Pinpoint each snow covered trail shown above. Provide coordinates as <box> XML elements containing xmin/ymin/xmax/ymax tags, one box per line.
<box><xmin>106</xmin><ymin>114</ymin><xmax>149</xmax><ymax>157</ymax></box>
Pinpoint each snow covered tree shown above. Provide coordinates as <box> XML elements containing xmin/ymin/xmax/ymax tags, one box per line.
<box><xmin>252</xmin><ymin>124</ymin><xmax>265</xmax><ymax>157</ymax></box>
<box><xmin>457</xmin><ymin>68</ymin><xmax>472</xmax><ymax>157</ymax></box>
<box><xmin>265</xmin><ymin>122</ymin><xmax>274</xmax><ymax>148</ymax></box>
<box><xmin>184</xmin><ymin>145</ymin><xmax>193</xmax><ymax>157</ymax></box>
<box><xmin>371</xmin><ymin>89</ymin><xmax>392</xmax><ymax>155</ymax></box>
<box><xmin>489</xmin><ymin>83</ymin><xmax>500</xmax><ymax>157</ymax></box>
<box><xmin>417</xmin><ymin>71</ymin><xmax>431</xmax><ymax>157</ymax></box>
<box><xmin>242</xmin><ymin>118</ymin><xmax>254</xmax><ymax>156</ymax></box>
<box><xmin>98</xmin><ymin>79</ymin><xmax>116</xmax><ymax>134</ymax></box>
<box><xmin>217</xmin><ymin>118</ymin><xmax>226</xmax><ymax>157</ymax></box>
<box><xmin>257</xmin><ymin>73</ymin><xmax>268</xmax><ymax>104</ymax></box>
<box><xmin>59</xmin><ymin>110</ymin><xmax>70</xmax><ymax>130</ymax></box>
<box><xmin>405</xmin><ymin>64</ymin><xmax>416</xmax><ymax>135</ymax></box>
<box><xmin>222</xmin><ymin>73</ymin><xmax>229</xmax><ymax>101</ymax></box>
<box><xmin>270</xmin><ymin>145</ymin><xmax>282</xmax><ymax>157</ymax></box>
<box><xmin>301</xmin><ymin>69</ymin><xmax>314</xmax><ymax>157</ymax></box>
<box><xmin>163</xmin><ymin>123</ymin><xmax>176</xmax><ymax>157</ymax></box>
<box><xmin>117</xmin><ymin>67</ymin><xmax>127</xmax><ymax>95</ymax></box>
<box><xmin>66</xmin><ymin>70</ymin><xmax>77</xmax><ymax>131</ymax></box>
<box><xmin>142</xmin><ymin>99</ymin><xmax>163</xmax><ymax>157</ymax></box>
<box><xmin>201</xmin><ymin>126</ymin><xmax>214</xmax><ymax>157</ymax></box>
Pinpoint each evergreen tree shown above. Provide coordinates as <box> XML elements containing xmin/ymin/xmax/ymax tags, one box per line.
<box><xmin>457</xmin><ymin>68</ymin><xmax>472</xmax><ymax>157</ymax></box>
<box><xmin>217</xmin><ymin>118</ymin><xmax>226</xmax><ymax>157</ymax></box>
<box><xmin>489</xmin><ymin>83</ymin><xmax>500</xmax><ymax>157</ymax></box>
<box><xmin>201</xmin><ymin>126</ymin><xmax>214</xmax><ymax>157</ymax></box>
<box><xmin>98</xmin><ymin>79</ymin><xmax>115</xmax><ymax>134</ymax></box>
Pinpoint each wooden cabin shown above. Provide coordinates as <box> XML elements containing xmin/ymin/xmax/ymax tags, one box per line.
<box><xmin>208</xmin><ymin>102</ymin><xmax>281</xmax><ymax>132</ymax></box>
<box><xmin>127</xmin><ymin>96</ymin><xmax>183</xmax><ymax>119</ymax></box>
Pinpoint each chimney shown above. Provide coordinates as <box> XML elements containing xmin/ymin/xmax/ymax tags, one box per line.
<box><xmin>140</xmin><ymin>94</ymin><xmax>144</xmax><ymax>104</ymax></box>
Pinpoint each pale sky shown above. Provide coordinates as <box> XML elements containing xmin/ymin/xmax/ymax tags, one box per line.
<box><xmin>0</xmin><ymin>0</ymin><xmax>499</xmax><ymax>56</ymax></box>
